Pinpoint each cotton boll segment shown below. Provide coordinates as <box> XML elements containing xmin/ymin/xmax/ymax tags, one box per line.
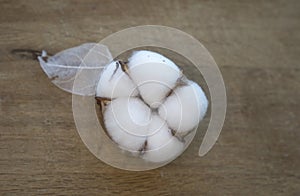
<box><xmin>128</xmin><ymin>50</ymin><xmax>179</xmax><ymax>70</ymax></box>
<box><xmin>104</xmin><ymin>97</ymin><xmax>151</xmax><ymax>151</ymax></box>
<box><xmin>146</xmin><ymin>114</ymin><xmax>173</xmax><ymax>150</ymax></box>
<box><xmin>143</xmin><ymin>114</ymin><xmax>184</xmax><ymax>163</ymax></box>
<box><xmin>143</xmin><ymin>137</ymin><xmax>184</xmax><ymax>163</ymax></box>
<box><xmin>128</xmin><ymin>51</ymin><xmax>181</xmax><ymax>108</ymax></box>
<box><xmin>96</xmin><ymin>61</ymin><xmax>138</xmax><ymax>98</ymax></box>
<box><xmin>158</xmin><ymin>80</ymin><xmax>208</xmax><ymax>133</ymax></box>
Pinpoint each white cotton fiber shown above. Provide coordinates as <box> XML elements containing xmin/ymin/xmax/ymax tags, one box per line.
<box><xmin>158</xmin><ymin>80</ymin><xmax>208</xmax><ymax>133</ymax></box>
<box><xmin>143</xmin><ymin>137</ymin><xmax>184</xmax><ymax>163</ymax></box>
<box><xmin>104</xmin><ymin>97</ymin><xmax>151</xmax><ymax>151</ymax></box>
<box><xmin>97</xmin><ymin>50</ymin><xmax>208</xmax><ymax>163</ymax></box>
<box><xmin>128</xmin><ymin>51</ymin><xmax>181</xmax><ymax>108</ymax></box>
<box><xmin>142</xmin><ymin>114</ymin><xmax>184</xmax><ymax>163</ymax></box>
<box><xmin>146</xmin><ymin>114</ymin><xmax>173</xmax><ymax>150</ymax></box>
<box><xmin>96</xmin><ymin>61</ymin><xmax>138</xmax><ymax>98</ymax></box>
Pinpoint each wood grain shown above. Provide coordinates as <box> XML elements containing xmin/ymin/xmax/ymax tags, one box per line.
<box><xmin>0</xmin><ymin>0</ymin><xmax>299</xmax><ymax>195</ymax></box>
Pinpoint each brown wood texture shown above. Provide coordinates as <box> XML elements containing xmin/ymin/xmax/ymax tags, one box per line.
<box><xmin>0</xmin><ymin>0</ymin><xmax>299</xmax><ymax>195</ymax></box>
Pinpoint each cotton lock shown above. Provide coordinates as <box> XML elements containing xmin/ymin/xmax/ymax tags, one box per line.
<box><xmin>127</xmin><ymin>51</ymin><xmax>182</xmax><ymax>108</ymax></box>
<box><xmin>158</xmin><ymin>80</ymin><xmax>208</xmax><ymax>133</ymax></box>
<box><xmin>96</xmin><ymin>61</ymin><xmax>138</xmax><ymax>98</ymax></box>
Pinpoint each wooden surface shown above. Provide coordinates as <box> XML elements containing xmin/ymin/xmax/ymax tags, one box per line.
<box><xmin>0</xmin><ymin>0</ymin><xmax>299</xmax><ymax>195</ymax></box>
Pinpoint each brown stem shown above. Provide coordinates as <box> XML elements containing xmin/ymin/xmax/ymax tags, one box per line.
<box><xmin>118</xmin><ymin>60</ymin><xmax>129</xmax><ymax>73</ymax></box>
<box><xmin>11</xmin><ymin>49</ymin><xmax>52</xmax><ymax>61</ymax></box>
<box><xmin>95</xmin><ymin>97</ymin><xmax>112</xmax><ymax>105</ymax></box>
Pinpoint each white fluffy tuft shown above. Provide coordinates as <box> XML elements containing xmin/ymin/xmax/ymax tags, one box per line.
<box><xmin>128</xmin><ymin>51</ymin><xmax>181</xmax><ymax>108</ymax></box>
<box><xmin>143</xmin><ymin>137</ymin><xmax>184</xmax><ymax>163</ymax></box>
<box><xmin>143</xmin><ymin>114</ymin><xmax>184</xmax><ymax>163</ymax></box>
<box><xmin>146</xmin><ymin>114</ymin><xmax>173</xmax><ymax>150</ymax></box>
<box><xmin>104</xmin><ymin>97</ymin><xmax>151</xmax><ymax>151</ymax></box>
<box><xmin>158</xmin><ymin>80</ymin><xmax>208</xmax><ymax>133</ymax></box>
<box><xmin>96</xmin><ymin>61</ymin><xmax>138</xmax><ymax>98</ymax></box>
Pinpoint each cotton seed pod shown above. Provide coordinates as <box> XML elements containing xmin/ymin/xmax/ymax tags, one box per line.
<box><xmin>104</xmin><ymin>97</ymin><xmax>151</xmax><ymax>151</ymax></box>
<box><xmin>96</xmin><ymin>61</ymin><xmax>138</xmax><ymax>98</ymax></box>
<box><xmin>127</xmin><ymin>50</ymin><xmax>181</xmax><ymax>108</ymax></box>
<box><xmin>158</xmin><ymin>80</ymin><xmax>208</xmax><ymax>133</ymax></box>
<box><xmin>96</xmin><ymin>51</ymin><xmax>208</xmax><ymax>163</ymax></box>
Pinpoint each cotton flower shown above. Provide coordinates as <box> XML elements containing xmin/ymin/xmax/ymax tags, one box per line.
<box><xmin>96</xmin><ymin>50</ymin><xmax>208</xmax><ymax>163</ymax></box>
<box><xmin>127</xmin><ymin>50</ymin><xmax>181</xmax><ymax>108</ymax></box>
<box><xmin>158</xmin><ymin>80</ymin><xmax>208</xmax><ymax>133</ymax></box>
<box><xmin>96</xmin><ymin>61</ymin><xmax>138</xmax><ymax>98</ymax></box>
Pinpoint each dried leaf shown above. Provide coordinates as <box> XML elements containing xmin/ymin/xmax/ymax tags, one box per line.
<box><xmin>38</xmin><ymin>43</ymin><xmax>113</xmax><ymax>95</ymax></box>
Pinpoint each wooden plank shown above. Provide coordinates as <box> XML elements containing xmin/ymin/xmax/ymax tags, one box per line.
<box><xmin>0</xmin><ymin>0</ymin><xmax>299</xmax><ymax>195</ymax></box>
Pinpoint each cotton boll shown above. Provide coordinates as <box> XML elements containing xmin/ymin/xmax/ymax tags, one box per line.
<box><xmin>158</xmin><ymin>80</ymin><xmax>208</xmax><ymax>133</ymax></box>
<box><xmin>96</xmin><ymin>61</ymin><xmax>138</xmax><ymax>98</ymax></box>
<box><xmin>143</xmin><ymin>137</ymin><xmax>184</xmax><ymax>163</ymax></box>
<box><xmin>128</xmin><ymin>51</ymin><xmax>181</xmax><ymax>108</ymax></box>
<box><xmin>104</xmin><ymin>97</ymin><xmax>151</xmax><ymax>151</ymax></box>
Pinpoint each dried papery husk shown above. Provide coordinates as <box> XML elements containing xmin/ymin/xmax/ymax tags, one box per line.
<box><xmin>95</xmin><ymin>97</ymin><xmax>109</xmax><ymax>135</ymax></box>
<box><xmin>38</xmin><ymin>43</ymin><xmax>113</xmax><ymax>95</ymax></box>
